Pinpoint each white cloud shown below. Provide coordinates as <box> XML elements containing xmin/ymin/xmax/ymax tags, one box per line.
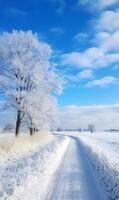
<box><xmin>59</xmin><ymin>104</ymin><xmax>119</xmax><ymax>130</ymax></box>
<box><xmin>61</xmin><ymin>48</ymin><xmax>102</xmax><ymax>68</ymax></box>
<box><xmin>61</xmin><ymin>28</ymin><xmax>119</xmax><ymax>69</ymax></box>
<box><xmin>86</xmin><ymin>76</ymin><xmax>119</xmax><ymax>87</ymax></box>
<box><xmin>79</xmin><ymin>0</ymin><xmax>119</xmax><ymax>10</ymax></box>
<box><xmin>92</xmin><ymin>30</ymin><xmax>119</xmax><ymax>54</ymax></box>
<box><xmin>78</xmin><ymin>69</ymin><xmax>94</xmax><ymax>79</ymax></box>
<box><xmin>68</xmin><ymin>69</ymin><xmax>94</xmax><ymax>82</ymax></box>
<box><xmin>92</xmin><ymin>11</ymin><xmax>119</xmax><ymax>52</ymax></box>
<box><xmin>93</xmin><ymin>32</ymin><xmax>110</xmax><ymax>44</ymax></box>
<box><xmin>95</xmin><ymin>11</ymin><xmax>119</xmax><ymax>33</ymax></box>
<box><xmin>60</xmin><ymin>47</ymin><xmax>119</xmax><ymax>69</ymax></box>
<box><xmin>59</xmin><ymin>2</ymin><xmax>119</xmax><ymax>86</ymax></box>
<box><xmin>100</xmin><ymin>31</ymin><xmax>119</xmax><ymax>53</ymax></box>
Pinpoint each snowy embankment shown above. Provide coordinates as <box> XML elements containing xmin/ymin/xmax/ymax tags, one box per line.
<box><xmin>0</xmin><ymin>133</ymin><xmax>53</xmax><ymax>164</ymax></box>
<box><xmin>0</xmin><ymin>133</ymin><xmax>69</xmax><ymax>200</ymax></box>
<box><xmin>79</xmin><ymin>132</ymin><xmax>119</xmax><ymax>200</ymax></box>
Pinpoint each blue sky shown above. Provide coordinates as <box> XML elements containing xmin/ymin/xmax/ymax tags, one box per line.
<box><xmin>0</xmin><ymin>0</ymin><xmax>119</xmax><ymax>108</ymax></box>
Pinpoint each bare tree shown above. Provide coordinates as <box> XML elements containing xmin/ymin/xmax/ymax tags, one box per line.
<box><xmin>88</xmin><ymin>124</ymin><xmax>95</xmax><ymax>133</ymax></box>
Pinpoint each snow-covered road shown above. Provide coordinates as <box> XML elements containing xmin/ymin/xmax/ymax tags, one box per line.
<box><xmin>2</xmin><ymin>132</ymin><xmax>117</xmax><ymax>200</ymax></box>
<box><xmin>45</xmin><ymin>136</ymin><xmax>104</xmax><ymax>200</ymax></box>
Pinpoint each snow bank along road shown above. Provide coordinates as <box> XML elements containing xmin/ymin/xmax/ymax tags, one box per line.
<box><xmin>0</xmin><ymin>136</ymin><xmax>69</xmax><ymax>200</ymax></box>
<box><xmin>79</xmin><ymin>133</ymin><xmax>119</xmax><ymax>200</ymax></box>
<box><xmin>45</xmin><ymin>134</ymin><xmax>104</xmax><ymax>200</ymax></box>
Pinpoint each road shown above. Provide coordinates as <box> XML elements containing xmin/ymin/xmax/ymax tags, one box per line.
<box><xmin>45</xmin><ymin>136</ymin><xmax>104</xmax><ymax>200</ymax></box>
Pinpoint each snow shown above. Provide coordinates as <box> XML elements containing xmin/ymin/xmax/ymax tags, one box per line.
<box><xmin>45</xmin><ymin>131</ymin><xmax>119</xmax><ymax>200</ymax></box>
<box><xmin>0</xmin><ymin>133</ymin><xmax>53</xmax><ymax>164</ymax></box>
<box><xmin>0</xmin><ymin>134</ymin><xmax>69</xmax><ymax>200</ymax></box>
<box><xmin>45</xmin><ymin>136</ymin><xmax>103</xmax><ymax>200</ymax></box>
<box><xmin>1</xmin><ymin>131</ymin><xmax>119</xmax><ymax>200</ymax></box>
<box><xmin>79</xmin><ymin>132</ymin><xmax>119</xmax><ymax>200</ymax></box>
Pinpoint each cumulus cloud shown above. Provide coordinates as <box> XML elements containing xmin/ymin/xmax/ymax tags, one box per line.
<box><xmin>60</xmin><ymin>48</ymin><xmax>102</xmax><ymax>68</ymax></box>
<box><xmin>95</xmin><ymin>11</ymin><xmax>119</xmax><ymax>33</ymax></box>
<box><xmin>60</xmin><ymin>47</ymin><xmax>119</xmax><ymax>69</ymax></box>
<box><xmin>92</xmin><ymin>10</ymin><xmax>119</xmax><ymax>51</ymax></box>
<box><xmin>61</xmin><ymin>27</ymin><xmax>119</xmax><ymax>69</ymax></box>
<box><xmin>79</xmin><ymin>0</ymin><xmax>119</xmax><ymax>10</ymax></box>
<box><xmin>86</xmin><ymin>76</ymin><xmax>119</xmax><ymax>87</ymax></box>
<box><xmin>59</xmin><ymin>104</ymin><xmax>119</xmax><ymax>130</ymax></box>
<box><xmin>100</xmin><ymin>31</ymin><xmax>119</xmax><ymax>53</ymax></box>
<box><xmin>78</xmin><ymin>69</ymin><xmax>94</xmax><ymax>79</ymax></box>
<box><xmin>69</xmin><ymin>70</ymin><xmax>94</xmax><ymax>82</ymax></box>
<box><xmin>59</xmin><ymin>1</ymin><xmax>119</xmax><ymax>88</ymax></box>
<box><xmin>93</xmin><ymin>32</ymin><xmax>111</xmax><ymax>46</ymax></box>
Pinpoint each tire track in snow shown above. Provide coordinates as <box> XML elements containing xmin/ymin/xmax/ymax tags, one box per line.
<box><xmin>45</xmin><ymin>136</ymin><xmax>105</xmax><ymax>200</ymax></box>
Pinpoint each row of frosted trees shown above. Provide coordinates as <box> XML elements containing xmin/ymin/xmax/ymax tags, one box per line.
<box><xmin>0</xmin><ymin>31</ymin><xmax>62</xmax><ymax>136</ymax></box>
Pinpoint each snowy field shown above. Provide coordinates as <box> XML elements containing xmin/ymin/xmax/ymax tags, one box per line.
<box><xmin>0</xmin><ymin>132</ymin><xmax>119</xmax><ymax>200</ymax></box>
<box><xmin>78</xmin><ymin>132</ymin><xmax>119</xmax><ymax>200</ymax></box>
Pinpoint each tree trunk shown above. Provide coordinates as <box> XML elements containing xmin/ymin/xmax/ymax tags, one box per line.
<box><xmin>15</xmin><ymin>110</ymin><xmax>21</xmax><ymax>136</ymax></box>
<box><xmin>29</xmin><ymin>116</ymin><xmax>34</xmax><ymax>136</ymax></box>
<box><xmin>29</xmin><ymin>127</ymin><xmax>33</xmax><ymax>136</ymax></box>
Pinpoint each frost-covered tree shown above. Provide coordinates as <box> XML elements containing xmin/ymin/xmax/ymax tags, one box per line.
<box><xmin>88</xmin><ymin>124</ymin><xmax>95</xmax><ymax>133</ymax></box>
<box><xmin>0</xmin><ymin>30</ymin><xmax>62</xmax><ymax>136</ymax></box>
<box><xmin>26</xmin><ymin>91</ymin><xmax>58</xmax><ymax>135</ymax></box>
